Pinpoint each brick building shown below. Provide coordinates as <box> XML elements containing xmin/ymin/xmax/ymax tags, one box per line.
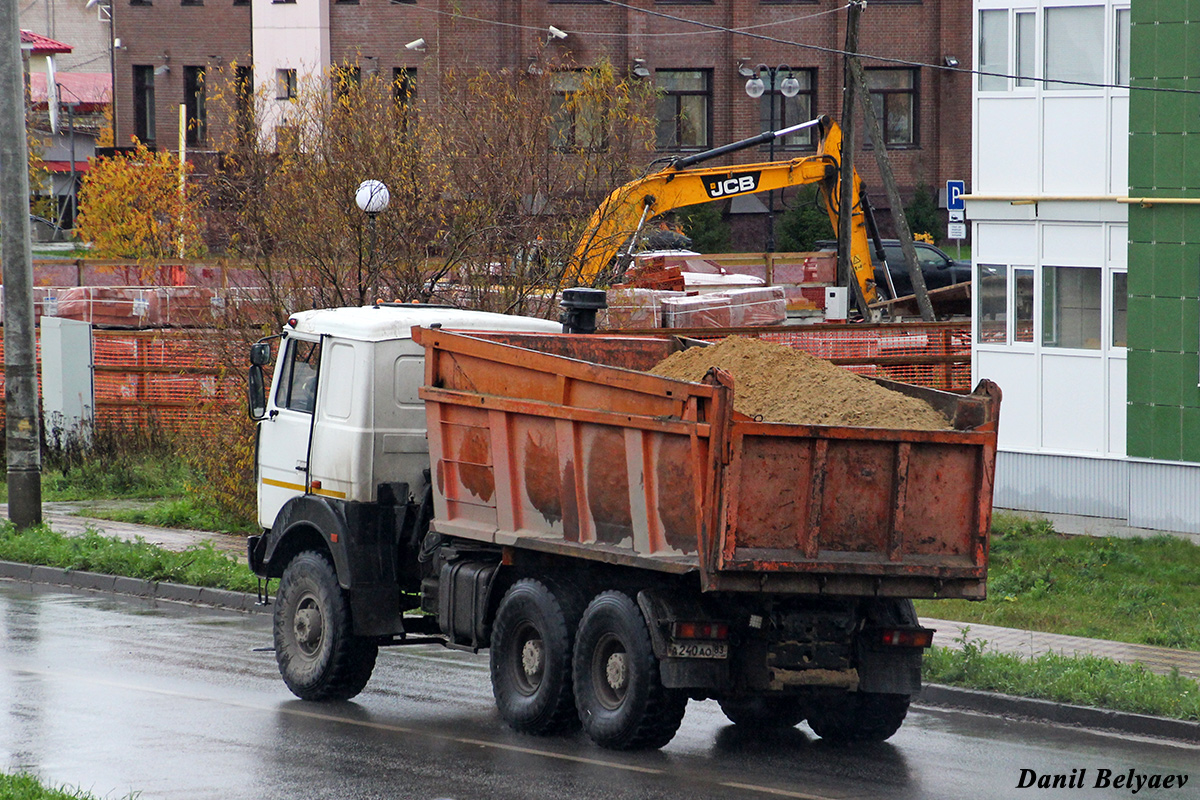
<box><xmin>111</xmin><ymin>1</ymin><xmax>970</xmax><ymax>241</ymax></box>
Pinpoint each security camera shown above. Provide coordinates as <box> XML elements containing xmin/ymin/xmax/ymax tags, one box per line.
<box><xmin>548</xmin><ymin>26</ymin><xmax>568</xmax><ymax>40</ymax></box>
<box><xmin>404</xmin><ymin>38</ymin><xmax>426</xmax><ymax>52</ymax></box>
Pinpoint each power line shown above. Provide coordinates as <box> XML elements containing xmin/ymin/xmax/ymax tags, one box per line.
<box><xmin>398</xmin><ymin>0</ymin><xmax>1200</xmax><ymax>97</ymax></box>
<box><xmin>599</xmin><ymin>0</ymin><xmax>1199</xmax><ymax>95</ymax></box>
<box><xmin>397</xmin><ymin>2</ymin><xmax>849</xmax><ymax>38</ymax></box>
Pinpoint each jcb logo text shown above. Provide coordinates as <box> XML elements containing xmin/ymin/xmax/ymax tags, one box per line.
<box><xmin>704</xmin><ymin>172</ymin><xmax>760</xmax><ymax>199</ymax></box>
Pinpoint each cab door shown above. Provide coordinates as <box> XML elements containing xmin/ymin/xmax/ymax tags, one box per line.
<box><xmin>257</xmin><ymin>335</ymin><xmax>321</xmax><ymax>529</ymax></box>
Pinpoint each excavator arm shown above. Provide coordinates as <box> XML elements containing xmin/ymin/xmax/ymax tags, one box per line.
<box><xmin>568</xmin><ymin>115</ymin><xmax>880</xmax><ymax>305</ymax></box>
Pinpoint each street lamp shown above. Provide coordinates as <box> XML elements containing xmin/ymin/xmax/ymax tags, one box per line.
<box><xmin>744</xmin><ymin>64</ymin><xmax>800</xmax><ymax>252</ymax></box>
<box><xmin>355</xmin><ymin>179</ymin><xmax>390</xmax><ymax>303</ymax></box>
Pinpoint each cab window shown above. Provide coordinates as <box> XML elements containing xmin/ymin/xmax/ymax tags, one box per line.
<box><xmin>275</xmin><ymin>339</ymin><xmax>322</xmax><ymax>413</ymax></box>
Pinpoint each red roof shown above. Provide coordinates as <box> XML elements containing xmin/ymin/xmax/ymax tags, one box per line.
<box><xmin>20</xmin><ymin>30</ymin><xmax>72</xmax><ymax>55</ymax></box>
<box><xmin>29</xmin><ymin>72</ymin><xmax>111</xmax><ymax>109</ymax></box>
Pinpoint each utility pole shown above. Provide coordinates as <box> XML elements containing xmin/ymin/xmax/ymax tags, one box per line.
<box><xmin>1</xmin><ymin>3</ymin><xmax>44</xmax><ymax>528</ymax></box>
<box><xmin>838</xmin><ymin>1</ymin><xmax>870</xmax><ymax>318</ymax></box>
<box><xmin>848</xmin><ymin>57</ymin><xmax>935</xmax><ymax>322</ymax></box>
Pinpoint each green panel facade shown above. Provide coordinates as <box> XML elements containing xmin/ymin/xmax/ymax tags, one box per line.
<box><xmin>1127</xmin><ymin>10</ymin><xmax>1200</xmax><ymax>461</ymax></box>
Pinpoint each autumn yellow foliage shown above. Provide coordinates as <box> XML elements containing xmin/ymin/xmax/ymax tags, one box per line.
<box><xmin>75</xmin><ymin>140</ymin><xmax>206</xmax><ymax>260</ymax></box>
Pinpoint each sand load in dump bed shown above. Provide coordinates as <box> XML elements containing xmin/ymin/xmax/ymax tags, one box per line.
<box><xmin>649</xmin><ymin>336</ymin><xmax>952</xmax><ymax>430</ymax></box>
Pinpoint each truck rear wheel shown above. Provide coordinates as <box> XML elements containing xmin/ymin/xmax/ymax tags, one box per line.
<box><xmin>805</xmin><ymin>692</ymin><xmax>910</xmax><ymax>743</ymax></box>
<box><xmin>718</xmin><ymin>696</ymin><xmax>806</xmax><ymax>728</ymax></box>
<box><xmin>490</xmin><ymin>579</ymin><xmax>582</xmax><ymax>735</ymax></box>
<box><xmin>274</xmin><ymin>550</ymin><xmax>378</xmax><ymax>701</ymax></box>
<box><xmin>572</xmin><ymin>591</ymin><xmax>687</xmax><ymax>750</ymax></box>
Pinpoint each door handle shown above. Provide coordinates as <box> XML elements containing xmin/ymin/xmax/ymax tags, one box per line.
<box><xmin>295</xmin><ymin>462</ymin><xmax>308</xmax><ymax>471</ymax></box>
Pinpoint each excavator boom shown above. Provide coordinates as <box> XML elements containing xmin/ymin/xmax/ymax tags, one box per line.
<box><xmin>568</xmin><ymin>115</ymin><xmax>880</xmax><ymax>304</ymax></box>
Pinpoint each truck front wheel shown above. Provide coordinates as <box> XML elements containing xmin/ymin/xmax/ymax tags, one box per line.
<box><xmin>274</xmin><ymin>550</ymin><xmax>378</xmax><ymax>701</ymax></box>
<box><xmin>805</xmin><ymin>692</ymin><xmax>910</xmax><ymax>743</ymax></box>
<box><xmin>572</xmin><ymin>591</ymin><xmax>687</xmax><ymax>750</ymax></box>
<box><xmin>490</xmin><ymin>579</ymin><xmax>582</xmax><ymax>735</ymax></box>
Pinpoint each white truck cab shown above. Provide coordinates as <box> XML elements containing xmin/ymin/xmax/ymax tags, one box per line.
<box><xmin>253</xmin><ymin>305</ymin><xmax>562</xmax><ymax>530</ymax></box>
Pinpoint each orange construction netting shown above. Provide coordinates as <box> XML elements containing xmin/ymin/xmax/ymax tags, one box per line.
<box><xmin>1</xmin><ymin>321</ymin><xmax>973</xmax><ymax>436</ymax></box>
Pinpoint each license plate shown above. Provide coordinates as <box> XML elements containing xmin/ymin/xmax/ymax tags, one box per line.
<box><xmin>668</xmin><ymin>641</ymin><xmax>728</xmax><ymax>659</ymax></box>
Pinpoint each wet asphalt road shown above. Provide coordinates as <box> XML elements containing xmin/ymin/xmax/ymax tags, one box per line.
<box><xmin>1</xmin><ymin>583</ymin><xmax>1197</xmax><ymax>800</ymax></box>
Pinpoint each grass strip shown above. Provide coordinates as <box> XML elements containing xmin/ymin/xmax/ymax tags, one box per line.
<box><xmin>0</xmin><ymin>523</ymin><xmax>257</xmax><ymax>594</ymax></box>
<box><xmin>923</xmin><ymin>629</ymin><xmax>1200</xmax><ymax>722</ymax></box>
<box><xmin>915</xmin><ymin>513</ymin><xmax>1200</xmax><ymax>651</ymax></box>
<box><xmin>82</xmin><ymin>498</ymin><xmax>256</xmax><ymax>535</ymax></box>
<box><xmin>0</xmin><ymin>773</ymin><xmax>129</xmax><ymax>800</ymax></box>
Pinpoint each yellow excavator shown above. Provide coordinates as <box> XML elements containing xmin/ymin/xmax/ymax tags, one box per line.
<box><xmin>568</xmin><ymin>115</ymin><xmax>883</xmax><ymax>305</ymax></box>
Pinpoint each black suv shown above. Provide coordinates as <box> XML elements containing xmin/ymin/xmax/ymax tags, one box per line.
<box><xmin>817</xmin><ymin>240</ymin><xmax>973</xmax><ymax>300</ymax></box>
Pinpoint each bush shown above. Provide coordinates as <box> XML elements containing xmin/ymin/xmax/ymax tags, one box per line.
<box><xmin>905</xmin><ymin>184</ymin><xmax>943</xmax><ymax>242</ymax></box>
<box><xmin>677</xmin><ymin>203</ymin><xmax>732</xmax><ymax>253</ymax></box>
<box><xmin>775</xmin><ymin>186</ymin><xmax>834</xmax><ymax>252</ymax></box>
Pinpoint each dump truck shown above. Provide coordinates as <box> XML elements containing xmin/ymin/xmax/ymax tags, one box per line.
<box><xmin>247</xmin><ymin>300</ymin><xmax>1001</xmax><ymax>750</ymax></box>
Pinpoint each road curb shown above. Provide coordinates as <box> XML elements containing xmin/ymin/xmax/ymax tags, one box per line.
<box><xmin>0</xmin><ymin>559</ymin><xmax>267</xmax><ymax>614</ymax></box>
<box><xmin>3</xmin><ymin>558</ymin><xmax>1199</xmax><ymax>745</ymax></box>
<box><xmin>917</xmin><ymin>684</ymin><xmax>1200</xmax><ymax>744</ymax></box>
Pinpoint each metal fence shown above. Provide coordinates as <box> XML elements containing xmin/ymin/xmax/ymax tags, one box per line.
<box><xmin>0</xmin><ymin>328</ymin><xmax>239</xmax><ymax>434</ymax></box>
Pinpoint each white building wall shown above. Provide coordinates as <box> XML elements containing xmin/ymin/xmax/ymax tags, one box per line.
<box><xmin>968</xmin><ymin>0</ymin><xmax>1166</xmax><ymax>525</ymax></box>
<box><xmin>251</xmin><ymin>0</ymin><xmax>331</xmax><ymax>137</ymax></box>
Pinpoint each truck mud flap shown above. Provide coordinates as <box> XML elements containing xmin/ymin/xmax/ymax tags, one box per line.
<box><xmin>637</xmin><ymin>590</ymin><xmax>730</xmax><ymax>690</ymax></box>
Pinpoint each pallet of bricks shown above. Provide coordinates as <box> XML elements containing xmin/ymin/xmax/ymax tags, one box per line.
<box><xmin>601</xmin><ymin>251</ymin><xmax>837</xmax><ymax>329</ymax></box>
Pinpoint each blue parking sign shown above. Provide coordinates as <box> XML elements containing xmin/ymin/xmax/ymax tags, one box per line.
<box><xmin>946</xmin><ymin>180</ymin><xmax>966</xmax><ymax>211</ymax></box>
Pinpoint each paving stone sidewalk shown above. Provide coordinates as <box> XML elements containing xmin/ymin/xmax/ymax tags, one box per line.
<box><xmin>919</xmin><ymin>617</ymin><xmax>1200</xmax><ymax>682</ymax></box>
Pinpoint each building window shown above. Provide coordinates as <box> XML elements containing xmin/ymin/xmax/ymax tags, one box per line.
<box><xmin>233</xmin><ymin>0</ymin><xmax>249</xmax><ymax>5</ymax></box>
<box><xmin>865</xmin><ymin>68</ymin><xmax>917</xmax><ymax>147</ymax></box>
<box><xmin>1014</xmin><ymin>267</ymin><xmax>1035</xmax><ymax>343</ymax></box>
<box><xmin>1045</xmin><ymin>5</ymin><xmax>1104</xmax><ymax>89</ymax></box>
<box><xmin>1112</xmin><ymin>271</ymin><xmax>1127</xmax><ymax>348</ymax></box>
<box><xmin>276</xmin><ymin>69</ymin><xmax>297</xmax><ymax>100</ymax></box>
<box><xmin>977</xmin><ymin>265</ymin><xmax>1007</xmax><ymax>344</ymax></box>
<box><xmin>552</xmin><ymin>71</ymin><xmax>606</xmax><ymax>151</ymax></box>
<box><xmin>332</xmin><ymin>65</ymin><xmax>359</xmax><ymax>101</ymax></box>
<box><xmin>129</xmin><ymin>0</ymin><xmax>151</xmax><ymax>5</ymax></box>
<box><xmin>1015</xmin><ymin>11</ymin><xmax>1036</xmax><ymax>88</ymax></box>
<box><xmin>181</xmin><ymin>0</ymin><xmax>203</xmax><ymax>5</ymax></box>
<box><xmin>1115</xmin><ymin>8</ymin><xmax>1131</xmax><ymax>87</ymax></box>
<box><xmin>1043</xmin><ymin>266</ymin><xmax>1102</xmax><ymax>349</ymax></box>
<box><xmin>978</xmin><ymin>10</ymin><xmax>1008</xmax><ymax>91</ymax></box>
<box><xmin>655</xmin><ymin>69</ymin><xmax>710</xmax><ymax>150</ymax></box>
<box><xmin>393</xmin><ymin>67</ymin><xmax>416</xmax><ymax>102</ymax></box>
<box><xmin>133</xmin><ymin>65</ymin><xmax>156</xmax><ymax>145</ymax></box>
<box><xmin>758</xmin><ymin>69</ymin><xmax>815</xmax><ymax>149</ymax></box>
<box><xmin>393</xmin><ymin>67</ymin><xmax>417</xmax><ymax>103</ymax></box>
<box><xmin>184</xmin><ymin>66</ymin><xmax>206</xmax><ymax>146</ymax></box>
<box><xmin>235</xmin><ymin>65</ymin><xmax>254</xmax><ymax>139</ymax></box>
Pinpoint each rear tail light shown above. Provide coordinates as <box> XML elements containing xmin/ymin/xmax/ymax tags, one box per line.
<box><xmin>877</xmin><ymin>627</ymin><xmax>935</xmax><ymax>648</ymax></box>
<box><xmin>671</xmin><ymin>621</ymin><xmax>729</xmax><ymax>640</ymax></box>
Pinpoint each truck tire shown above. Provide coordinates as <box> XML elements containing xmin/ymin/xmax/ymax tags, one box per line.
<box><xmin>805</xmin><ymin>692</ymin><xmax>910</xmax><ymax>743</ymax></box>
<box><xmin>718</xmin><ymin>696</ymin><xmax>806</xmax><ymax>728</ymax></box>
<box><xmin>490</xmin><ymin>579</ymin><xmax>582</xmax><ymax>735</ymax></box>
<box><xmin>572</xmin><ymin>591</ymin><xmax>687</xmax><ymax>750</ymax></box>
<box><xmin>274</xmin><ymin>550</ymin><xmax>378</xmax><ymax>701</ymax></box>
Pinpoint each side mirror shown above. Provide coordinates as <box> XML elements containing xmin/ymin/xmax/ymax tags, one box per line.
<box><xmin>250</xmin><ymin>341</ymin><xmax>272</xmax><ymax>366</ymax></box>
<box><xmin>248</xmin><ymin>365</ymin><xmax>267</xmax><ymax>420</ymax></box>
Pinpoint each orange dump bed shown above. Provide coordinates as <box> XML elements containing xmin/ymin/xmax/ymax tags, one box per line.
<box><xmin>415</xmin><ymin>328</ymin><xmax>1000</xmax><ymax>599</ymax></box>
